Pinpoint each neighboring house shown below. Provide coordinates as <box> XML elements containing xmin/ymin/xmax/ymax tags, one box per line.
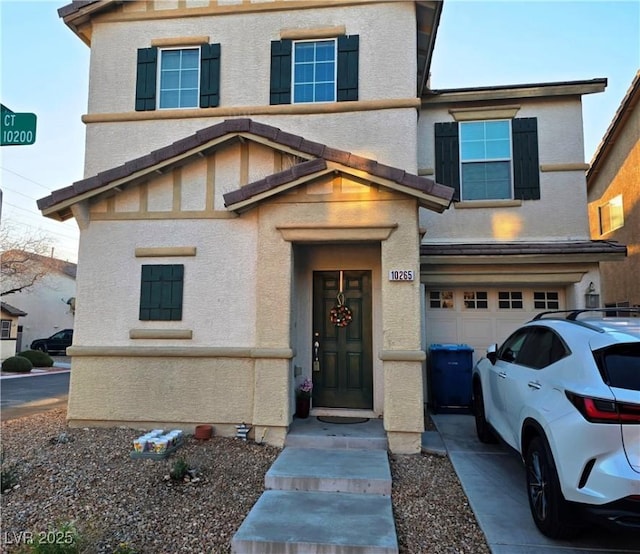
<box><xmin>37</xmin><ymin>0</ymin><xmax>624</xmax><ymax>454</ymax></box>
<box><xmin>2</xmin><ymin>253</ymin><xmax>77</xmax><ymax>352</ymax></box>
<box><xmin>0</xmin><ymin>302</ymin><xmax>27</xmax><ymax>361</ymax></box>
<box><xmin>587</xmin><ymin>71</ymin><xmax>639</xmax><ymax>313</ymax></box>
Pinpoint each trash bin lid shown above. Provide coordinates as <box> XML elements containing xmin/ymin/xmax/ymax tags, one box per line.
<box><xmin>429</xmin><ymin>343</ymin><xmax>474</xmax><ymax>352</ymax></box>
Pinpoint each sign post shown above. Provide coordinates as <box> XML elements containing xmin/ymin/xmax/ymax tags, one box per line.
<box><xmin>1</xmin><ymin>104</ymin><xmax>37</xmax><ymax>146</ymax></box>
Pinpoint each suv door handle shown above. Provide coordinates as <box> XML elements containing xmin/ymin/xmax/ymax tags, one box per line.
<box><xmin>498</xmin><ymin>371</ymin><xmax>507</xmax><ymax>379</ymax></box>
<box><xmin>528</xmin><ymin>381</ymin><xmax>541</xmax><ymax>390</ymax></box>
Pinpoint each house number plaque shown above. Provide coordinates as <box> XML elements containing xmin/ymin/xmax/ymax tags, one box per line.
<box><xmin>388</xmin><ymin>270</ymin><xmax>414</xmax><ymax>281</ymax></box>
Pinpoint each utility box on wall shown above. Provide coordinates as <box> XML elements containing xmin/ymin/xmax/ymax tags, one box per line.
<box><xmin>428</xmin><ymin>344</ymin><xmax>474</xmax><ymax>414</ymax></box>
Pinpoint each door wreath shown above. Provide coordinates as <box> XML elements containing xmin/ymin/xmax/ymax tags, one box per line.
<box><xmin>329</xmin><ymin>271</ymin><xmax>352</xmax><ymax>327</ymax></box>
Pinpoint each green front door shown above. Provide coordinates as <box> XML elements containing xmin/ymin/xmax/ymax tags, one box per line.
<box><xmin>312</xmin><ymin>270</ymin><xmax>373</xmax><ymax>409</ymax></box>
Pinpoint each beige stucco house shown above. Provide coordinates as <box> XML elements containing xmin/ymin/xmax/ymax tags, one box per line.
<box><xmin>587</xmin><ymin>70</ymin><xmax>639</xmax><ymax>312</ymax></box>
<box><xmin>1</xmin><ymin>302</ymin><xmax>28</xmax><ymax>361</ymax></box>
<box><xmin>37</xmin><ymin>0</ymin><xmax>625</xmax><ymax>453</ymax></box>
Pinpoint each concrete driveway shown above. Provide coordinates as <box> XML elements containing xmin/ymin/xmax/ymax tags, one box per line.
<box><xmin>431</xmin><ymin>414</ymin><xmax>639</xmax><ymax>554</ymax></box>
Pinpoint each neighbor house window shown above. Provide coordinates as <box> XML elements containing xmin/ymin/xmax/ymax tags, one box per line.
<box><xmin>139</xmin><ymin>264</ymin><xmax>184</xmax><ymax>321</ymax></box>
<box><xmin>1</xmin><ymin>320</ymin><xmax>11</xmax><ymax>339</ymax></box>
<box><xmin>599</xmin><ymin>195</ymin><xmax>624</xmax><ymax>235</ymax></box>
<box><xmin>435</xmin><ymin>118</ymin><xmax>540</xmax><ymax>202</ymax></box>
<box><xmin>460</xmin><ymin>120</ymin><xmax>512</xmax><ymax>200</ymax></box>
<box><xmin>135</xmin><ymin>44</ymin><xmax>220</xmax><ymax>111</ymax></box>
<box><xmin>270</xmin><ymin>35</ymin><xmax>358</xmax><ymax>105</ymax></box>
<box><xmin>534</xmin><ymin>291</ymin><xmax>559</xmax><ymax>310</ymax></box>
<box><xmin>463</xmin><ymin>291</ymin><xmax>488</xmax><ymax>309</ymax></box>
<box><xmin>498</xmin><ymin>291</ymin><xmax>523</xmax><ymax>309</ymax></box>
<box><xmin>429</xmin><ymin>291</ymin><xmax>454</xmax><ymax>309</ymax></box>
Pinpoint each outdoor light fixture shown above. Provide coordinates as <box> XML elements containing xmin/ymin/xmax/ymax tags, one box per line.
<box><xmin>585</xmin><ymin>282</ymin><xmax>600</xmax><ymax>309</ymax></box>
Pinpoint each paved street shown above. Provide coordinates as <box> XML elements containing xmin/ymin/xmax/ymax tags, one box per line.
<box><xmin>0</xmin><ymin>372</ymin><xmax>69</xmax><ymax>420</ymax></box>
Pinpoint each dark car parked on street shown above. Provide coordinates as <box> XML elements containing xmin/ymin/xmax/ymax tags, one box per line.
<box><xmin>30</xmin><ymin>329</ymin><xmax>73</xmax><ymax>355</ymax></box>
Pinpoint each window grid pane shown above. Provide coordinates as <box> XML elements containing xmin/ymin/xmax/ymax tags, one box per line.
<box><xmin>463</xmin><ymin>291</ymin><xmax>488</xmax><ymax>309</ymax></box>
<box><xmin>159</xmin><ymin>48</ymin><xmax>199</xmax><ymax>109</ymax></box>
<box><xmin>429</xmin><ymin>291</ymin><xmax>454</xmax><ymax>309</ymax></box>
<box><xmin>1</xmin><ymin>320</ymin><xmax>11</xmax><ymax>339</ymax></box>
<box><xmin>460</xmin><ymin>120</ymin><xmax>513</xmax><ymax>201</ymax></box>
<box><xmin>533</xmin><ymin>291</ymin><xmax>559</xmax><ymax>310</ymax></box>
<box><xmin>499</xmin><ymin>291</ymin><xmax>523</xmax><ymax>310</ymax></box>
<box><xmin>293</xmin><ymin>40</ymin><xmax>336</xmax><ymax>104</ymax></box>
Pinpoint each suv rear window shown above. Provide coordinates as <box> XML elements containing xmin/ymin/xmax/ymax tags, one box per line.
<box><xmin>594</xmin><ymin>343</ymin><xmax>640</xmax><ymax>391</ymax></box>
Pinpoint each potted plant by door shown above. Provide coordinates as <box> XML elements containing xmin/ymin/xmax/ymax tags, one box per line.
<box><xmin>295</xmin><ymin>377</ymin><xmax>313</xmax><ymax>419</ymax></box>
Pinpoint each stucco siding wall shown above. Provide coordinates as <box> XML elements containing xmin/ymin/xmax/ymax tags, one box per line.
<box><xmin>84</xmin><ymin>110</ymin><xmax>418</xmax><ymax>179</ymax></box>
<box><xmin>87</xmin><ymin>3</ymin><xmax>415</xmax><ymax>114</ymax></box>
<box><xmin>67</xmin><ymin>356</ymin><xmax>255</xmax><ymax>427</ymax></box>
<box><xmin>73</xmin><ymin>217</ymin><xmax>258</xmax><ymax>347</ymax></box>
<box><xmin>418</xmin><ymin>98</ymin><xmax>591</xmax><ymax>242</ymax></box>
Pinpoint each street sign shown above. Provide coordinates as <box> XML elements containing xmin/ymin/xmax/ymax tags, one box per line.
<box><xmin>1</xmin><ymin>104</ymin><xmax>37</xmax><ymax>146</ymax></box>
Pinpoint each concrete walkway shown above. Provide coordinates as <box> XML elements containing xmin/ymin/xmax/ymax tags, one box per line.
<box><xmin>231</xmin><ymin>418</ymin><xmax>398</xmax><ymax>554</ymax></box>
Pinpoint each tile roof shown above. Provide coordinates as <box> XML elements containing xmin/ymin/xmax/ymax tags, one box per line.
<box><xmin>1</xmin><ymin>302</ymin><xmax>27</xmax><ymax>317</ymax></box>
<box><xmin>38</xmin><ymin>118</ymin><xmax>454</xmax><ymax>214</ymax></box>
<box><xmin>420</xmin><ymin>241</ymin><xmax>627</xmax><ymax>257</ymax></box>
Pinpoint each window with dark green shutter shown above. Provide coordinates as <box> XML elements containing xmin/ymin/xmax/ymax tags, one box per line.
<box><xmin>434</xmin><ymin>118</ymin><xmax>540</xmax><ymax>202</ymax></box>
<box><xmin>135</xmin><ymin>44</ymin><xmax>220</xmax><ymax>111</ymax></box>
<box><xmin>434</xmin><ymin>122</ymin><xmax>461</xmax><ymax>201</ymax></box>
<box><xmin>139</xmin><ymin>264</ymin><xmax>184</xmax><ymax>321</ymax></box>
<box><xmin>270</xmin><ymin>35</ymin><xmax>359</xmax><ymax>105</ymax></box>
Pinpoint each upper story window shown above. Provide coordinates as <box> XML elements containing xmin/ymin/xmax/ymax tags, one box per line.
<box><xmin>159</xmin><ymin>48</ymin><xmax>200</xmax><ymax>109</ymax></box>
<box><xmin>135</xmin><ymin>44</ymin><xmax>220</xmax><ymax>111</ymax></box>
<box><xmin>599</xmin><ymin>194</ymin><xmax>624</xmax><ymax>235</ymax></box>
<box><xmin>1</xmin><ymin>320</ymin><xmax>11</xmax><ymax>339</ymax></box>
<box><xmin>293</xmin><ymin>40</ymin><xmax>336</xmax><ymax>103</ymax></box>
<box><xmin>270</xmin><ymin>35</ymin><xmax>359</xmax><ymax>105</ymax></box>
<box><xmin>460</xmin><ymin>120</ymin><xmax>512</xmax><ymax>201</ymax></box>
<box><xmin>435</xmin><ymin>118</ymin><xmax>540</xmax><ymax>202</ymax></box>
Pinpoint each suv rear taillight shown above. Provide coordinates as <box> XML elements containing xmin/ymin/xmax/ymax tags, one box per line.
<box><xmin>566</xmin><ymin>392</ymin><xmax>640</xmax><ymax>424</ymax></box>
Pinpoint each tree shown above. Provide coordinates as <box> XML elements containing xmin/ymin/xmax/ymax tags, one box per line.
<box><xmin>1</xmin><ymin>222</ymin><xmax>57</xmax><ymax>297</ymax></box>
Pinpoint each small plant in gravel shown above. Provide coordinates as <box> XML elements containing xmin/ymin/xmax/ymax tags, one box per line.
<box><xmin>2</xmin><ymin>355</ymin><xmax>33</xmax><ymax>373</ymax></box>
<box><xmin>1</xmin><ymin>452</ymin><xmax>19</xmax><ymax>493</ymax></box>
<box><xmin>18</xmin><ymin>349</ymin><xmax>54</xmax><ymax>367</ymax></box>
<box><xmin>111</xmin><ymin>542</ymin><xmax>139</xmax><ymax>554</ymax></box>
<box><xmin>169</xmin><ymin>457</ymin><xmax>189</xmax><ymax>481</ymax></box>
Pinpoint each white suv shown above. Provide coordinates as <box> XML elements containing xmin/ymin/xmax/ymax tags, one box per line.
<box><xmin>471</xmin><ymin>309</ymin><xmax>640</xmax><ymax>538</ymax></box>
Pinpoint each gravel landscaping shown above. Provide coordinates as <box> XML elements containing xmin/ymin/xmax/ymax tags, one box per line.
<box><xmin>1</xmin><ymin>409</ymin><xmax>489</xmax><ymax>553</ymax></box>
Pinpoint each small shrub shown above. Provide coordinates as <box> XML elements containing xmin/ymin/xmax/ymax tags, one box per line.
<box><xmin>2</xmin><ymin>355</ymin><xmax>33</xmax><ymax>373</ymax></box>
<box><xmin>169</xmin><ymin>457</ymin><xmax>189</xmax><ymax>481</ymax></box>
<box><xmin>1</xmin><ymin>452</ymin><xmax>19</xmax><ymax>493</ymax></box>
<box><xmin>18</xmin><ymin>349</ymin><xmax>54</xmax><ymax>368</ymax></box>
<box><xmin>112</xmin><ymin>542</ymin><xmax>139</xmax><ymax>554</ymax></box>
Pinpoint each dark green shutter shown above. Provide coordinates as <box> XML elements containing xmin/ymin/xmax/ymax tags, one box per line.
<box><xmin>139</xmin><ymin>264</ymin><xmax>183</xmax><ymax>321</ymax></box>
<box><xmin>337</xmin><ymin>35</ymin><xmax>359</xmax><ymax>102</ymax></box>
<box><xmin>270</xmin><ymin>39</ymin><xmax>292</xmax><ymax>105</ymax></box>
<box><xmin>512</xmin><ymin>118</ymin><xmax>540</xmax><ymax>200</ymax></box>
<box><xmin>135</xmin><ymin>47</ymin><xmax>157</xmax><ymax>111</ymax></box>
<box><xmin>200</xmin><ymin>43</ymin><xmax>221</xmax><ymax>108</ymax></box>
<box><xmin>434</xmin><ymin>122</ymin><xmax>460</xmax><ymax>201</ymax></box>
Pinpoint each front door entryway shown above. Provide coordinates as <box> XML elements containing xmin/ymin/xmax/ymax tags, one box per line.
<box><xmin>312</xmin><ymin>270</ymin><xmax>373</xmax><ymax>409</ymax></box>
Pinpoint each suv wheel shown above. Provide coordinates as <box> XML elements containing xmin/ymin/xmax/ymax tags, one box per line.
<box><xmin>35</xmin><ymin>345</ymin><xmax>47</xmax><ymax>353</ymax></box>
<box><xmin>525</xmin><ymin>436</ymin><xmax>582</xmax><ymax>538</ymax></box>
<box><xmin>473</xmin><ymin>381</ymin><xmax>497</xmax><ymax>443</ymax></box>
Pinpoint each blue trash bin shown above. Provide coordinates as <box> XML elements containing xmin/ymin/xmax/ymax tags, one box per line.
<box><xmin>428</xmin><ymin>344</ymin><xmax>474</xmax><ymax>414</ymax></box>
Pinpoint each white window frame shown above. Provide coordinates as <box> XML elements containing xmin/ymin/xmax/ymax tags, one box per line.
<box><xmin>459</xmin><ymin>119</ymin><xmax>514</xmax><ymax>201</ymax></box>
<box><xmin>463</xmin><ymin>291</ymin><xmax>488</xmax><ymax>310</ymax></box>
<box><xmin>157</xmin><ymin>47</ymin><xmax>201</xmax><ymax>110</ymax></box>
<box><xmin>498</xmin><ymin>291</ymin><xmax>524</xmax><ymax>310</ymax></box>
<box><xmin>429</xmin><ymin>290</ymin><xmax>454</xmax><ymax>309</ymax></box>
<box><xmin>292</xmin><ymin>39</ymin><xmax>337</xmax><ymax>104</ymax></box>
<box><xmin>599</xmin><ymin>195</ymin><xmax>624</xmax><ymax>235</ymax></box>
<box><xmin>1</xmin><ymin>320</ymin><xmax>11</xmax><ymax>339</ymax></box>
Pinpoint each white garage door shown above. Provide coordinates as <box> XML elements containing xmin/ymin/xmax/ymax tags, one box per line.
<box><xmin>425</xmin><ymin>287</ymin><xmax>564</xmax><ymax>364</ymax></box>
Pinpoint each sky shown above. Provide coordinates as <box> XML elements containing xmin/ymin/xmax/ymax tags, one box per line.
<box><xmin>0</xmin><ymin>0</ymin><xmax>638</xmax><ymax>264</ymax></box>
